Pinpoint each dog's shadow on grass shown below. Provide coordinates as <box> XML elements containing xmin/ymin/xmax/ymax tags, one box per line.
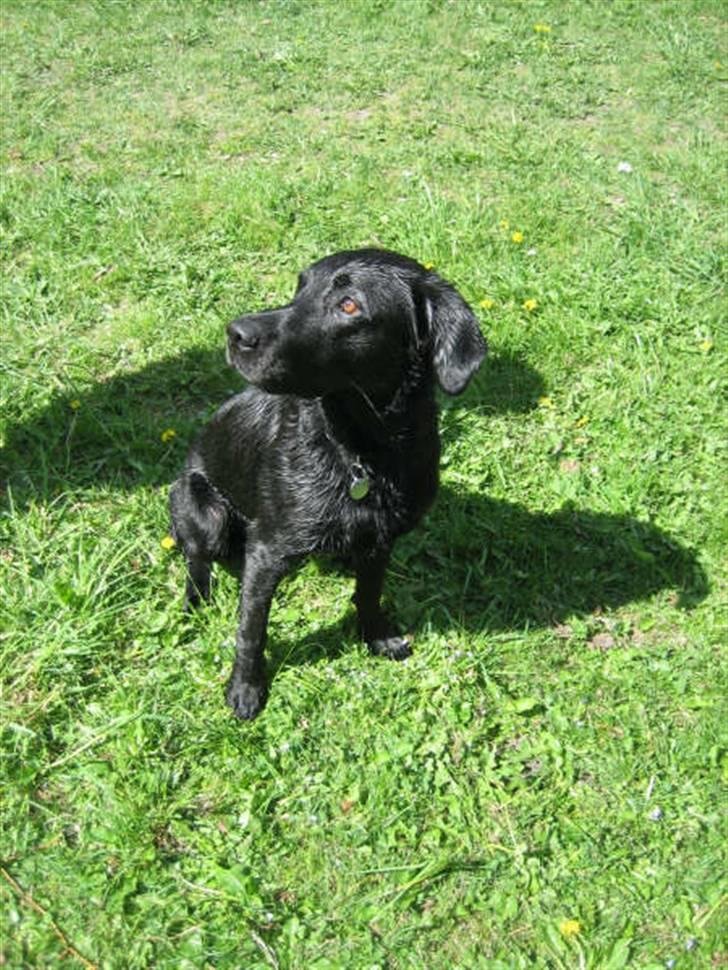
<box><xmin>407</xmin><ymin>490</ymin><xmax>708</xmax><ymax>625</ymax></box>
<box><xmin>1</xmin><ymin>346</ymin><xmax>708</xmax><ymax>654</ymax></box>
<box><xmin>273</xmin><ymin>491</ymin><xmax>708</xmax><ymax>672</ymax></box>
<box><xmin>1</xmin><ymin>347</ymin><xmax>242</xmax><ymax>500</ymax></box>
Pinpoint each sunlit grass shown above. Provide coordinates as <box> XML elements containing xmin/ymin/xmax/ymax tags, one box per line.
<box><xmin>1</xmin><ymin>1</ymin><xmax>726</xmax><ymax>967</ymax></box>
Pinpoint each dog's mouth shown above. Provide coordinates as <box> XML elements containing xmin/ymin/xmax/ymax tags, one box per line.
<box><xmin>225</xmin><ymin>340</ymin><xmax>245</xmax><ymax>371</ymax></box>
<box><xmin>227</xmin><ymin>344</ymin><xmax>264</xmax><ymax>385</ymax></box>
<box><xmin>226</xmin><ymin>341</ymin><xmax>312</xmax><ymax>396</ymax></box>
<box><xmin>226</xmin><ymin>337</ymin><xmax>267</xmax><ymax>375</ymax></box>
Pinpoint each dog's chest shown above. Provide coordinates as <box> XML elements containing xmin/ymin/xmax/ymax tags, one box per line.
<box><xmin>298</xmin><ymin>456</ymin><xmax>432</xmax><ymax>556</ymax></box>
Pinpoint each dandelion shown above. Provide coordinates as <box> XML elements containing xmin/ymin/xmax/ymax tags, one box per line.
<box><xmin>574</xmin><ymin>416</ymin><xmax>589</xmax><ymax>428</ymax></box>
<box><xmin>424</xmin><ymin>261</ymin><xmax>435</xmax><ymax>270</ymax></box>
<box><xmin>479</xmin><ymin>298</ymin><xmax>495</xmax><ymax>310</ymax></box>
<box><xmin>559</xmin><ymin>919</ymin><xmax>581</xmax><ymax>937</ymax></box>
<box><xmin>160</xmin><ymin>535</ymin><xmax>176</xmax><ymax>551</ymax></box>
<box><xmin>523</xmin><ymin>298</ymin><xmax>538</xmax><ymax>312</ymax></box>
<box><xmin>538</xmin><ymin>396</ymin><xmax>554</xmax><ymax>409</ymax></box>
<box><xmin>511</xmin><ymin>231</ymin><xmax>524</xmax><ymax>244</ymax></box>
<box><xmin>534</xmin><ymin>23</ymin><xmax>552</xmax><ymax>34</ymax></box>
<box><xmin>699</xmin><ymin>338</ymin><xmax>713</xmax><ymax>353</ymax></box>
<box><xmin>161</xmin><ymin>428</ymin><xmax>176</xmax><ymax>443</ymax></box>
<box><xmin>69</xmin><ymin>399</ymin><xmax>81</xmax><ymax>410</ymax></box>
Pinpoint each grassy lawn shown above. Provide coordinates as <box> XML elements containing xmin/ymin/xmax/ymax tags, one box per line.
<box><xmin>1</xmin><ymin>0</ymin><xmax>726</xmax><ymax>966</ymax></box>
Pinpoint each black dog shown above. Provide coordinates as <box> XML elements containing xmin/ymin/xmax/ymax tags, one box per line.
<box><xmin>170</xmin><ymin>249</ymin><xmax>486</xmax><ymax>719</ymax></box>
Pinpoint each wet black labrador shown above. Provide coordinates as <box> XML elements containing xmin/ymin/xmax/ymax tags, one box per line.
<box><xmin>170</xmin><ymin>249</ymin><xmax>486</xmax><ymax>719</ymax></box>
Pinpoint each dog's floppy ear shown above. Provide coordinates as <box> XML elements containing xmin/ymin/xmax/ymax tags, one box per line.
<box><xmin>418</xmin><ymin>277</ymin><xmax>487</xmax><ymax>395</ymax></box>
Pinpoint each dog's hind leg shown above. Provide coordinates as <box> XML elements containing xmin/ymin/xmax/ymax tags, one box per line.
<box><xmin>170</xmin><ymin>471</ymin><xmax>232</xmax><ymax>611</ymax></box>
<box><xmin>184</xmin><ymin>556</ymin><xmax>211</xmax><ymax>611</ymax></box>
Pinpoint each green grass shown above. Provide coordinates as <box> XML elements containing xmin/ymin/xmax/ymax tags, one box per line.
<box><xmin>1</xmin><ymin>0</ymin><xmax>726</xmax><ymax>967</ymax></box>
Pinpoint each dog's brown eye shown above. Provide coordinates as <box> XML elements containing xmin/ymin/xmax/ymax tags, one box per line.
<box><xmin>339</xmin><ymin>297</ymin><xmax>359</xmax><ymax>315</ymax></box>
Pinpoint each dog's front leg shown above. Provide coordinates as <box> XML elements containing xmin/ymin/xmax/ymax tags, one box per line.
<box><xmin>353</xmin><ymin>548</ymin><xmax>411</xmax><ymax>661</ymax></box>
<box><xmin>225</xmin><ymin>542</ymin><xmax>287</xmax><ymax>720</ymax></box>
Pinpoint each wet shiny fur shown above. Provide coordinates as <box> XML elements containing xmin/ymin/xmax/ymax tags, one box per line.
<box><xmin>170</xmin><ymin>249</ymin><xmax>486</xmax><ymax>719</ymax></box>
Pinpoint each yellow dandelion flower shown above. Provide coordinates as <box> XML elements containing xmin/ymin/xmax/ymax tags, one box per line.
<box><xmin>511</xmin><ymin>231</ymin><xmax>524</xmax><ymax>244</ymax></box>
<box><xmin>523</xmin><ymin>298</ymin><xmax>538</xmax><ymax>311</ymax></box>
<box><xmin>574</xmin><ymin>416</ymin><xmax>589</xmax><ymax>428</ymax></box>
<box><xmin>499</xmin><ymin>219</ymin><xmax>510</xmax><ymax>230</ymax></box>
<box><xmin>479</xmin><ymin>298</ymin><xmax>495</xmax><ymax>310</ymax></box>
<box><xmin>699</xmin><ymin>338</ymin><xmax>713</xmax><ymax>353</ymax></box>
<box><xmin>424</xmin><ymin>262</ymin><xmax>435</xmax><ymax>271</ymax></box>
<box><xmin>160</xmin><ymin>535</ymin><xmax>176</xmax><ymax>551</ymax></box>
<box><xmin>559</xmin><ymin>919</ymin><xmax>581</xmax><ymax>937</ymax></box>
<box><xmin>534</xmin><ymin>23</ymin><xmax>552</xmax><ymax>34</ymax></box>
<box><xmin>538</xmin><ymin>396</ymin><xmax>554</xmax><ymax>409</ymax></box>
<box><xmin>161</xmin><ymin>428</ymin><xmax>176</xmax><ymax>443</ymax></box>
<box><xmin>69</xmin><ymin>399</ymin><xmax>81</xmax><ymax>410</ymax></box>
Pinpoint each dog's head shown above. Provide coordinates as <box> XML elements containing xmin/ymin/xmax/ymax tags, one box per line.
<box><xmin>227</xmin><ymin>249</ymin><xmax>486</xmax><ymax>401</ymax></box>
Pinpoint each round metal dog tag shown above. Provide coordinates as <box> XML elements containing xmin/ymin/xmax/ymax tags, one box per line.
<box><xmin>349</xmin><ymin>465</ymin><xmax>370</xmax><ymax>501</ymax></box>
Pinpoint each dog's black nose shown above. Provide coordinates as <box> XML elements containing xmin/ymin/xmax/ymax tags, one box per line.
<box><xmin>228</xmin><ymin>319</ymin><xmax>259</xmax><ymax>351</ymax></box>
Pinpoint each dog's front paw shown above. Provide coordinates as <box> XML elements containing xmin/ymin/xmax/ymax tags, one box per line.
<box><xmin>225</xmin><ymin>678</ymin><xmax>268</xmax><ymax>720</ymax></box>
<box><xmin>368</xmin><ymin>635</ymin><xmax>412</xmax><ymax>661</ymax></box>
